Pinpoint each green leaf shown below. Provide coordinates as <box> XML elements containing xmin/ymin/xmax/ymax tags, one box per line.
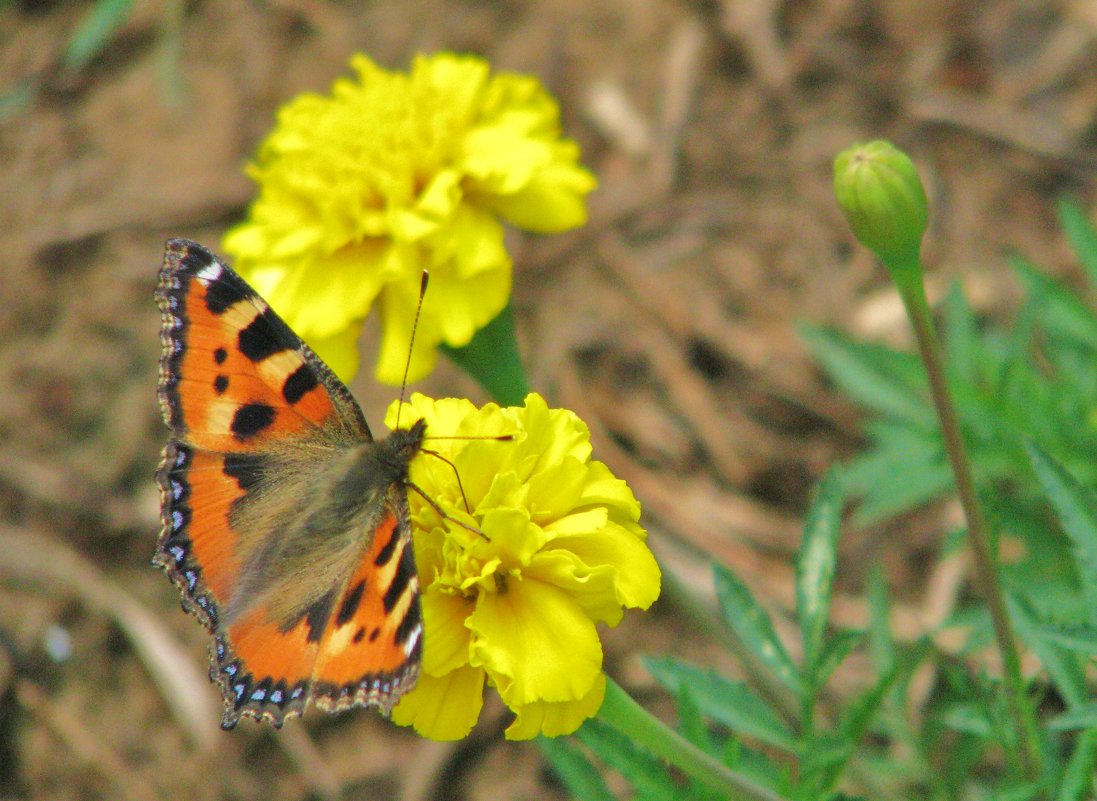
<box><xmin>1024</xmin><ymin>441</ymin><xmax>1097</xmax><ymax>610</ymax></box>
<box><xmin>941</xmin><ymin>282</ymin><xmax>979</xmax><ymax>385</ymax></box>
<box><xmin>940</xmin><ymin>731</ymin><xmax>986</xmax><ymax>796</ymax></box>
<box><xmin>1058</xmin><ymin>196</ymin><xmax>1097</xmax><ymax>288</ymax></box>
<box><xmin>1038</xmin><ymin>623</ymin><xmax>1097</xmax><ymax>654</ymax></box>
<box><xmin>797</xmin><ymin>733</ymin><xmax>854</xmax><ymax>791</ymax></box>
<box><xmin>674</xmin><ymin>686</ymin><xmax>724</xmax><ymax>801</ymax></box>
<box><xmin>796</xmin><ymin>468</ymin><xmax>845</xmax><ymax>679</ymax></box>
<box><xmin>799</xmin><ymin>324</ymin><xmax>935</xmax><ymax>427</ymax></box>
<box><xmin>643</xmin><ymin>657</ymin><xmax>796</xmax><ymax>752</ymax></box>
<box><xmin>811</xmin><ymin>629</ymin><xmax>864</xmax><ymax>689</ymax></box>
<box><xmin>838</xmin><ymin>663</ymin><xmax>899</xmax><ymax>743</ymax></box>
<box><xmin>0</xmin><ymin>78</ymin><xmax>36</xmax><ymax>123</ymax></box>
<box><xmin>718</xmin><ymin>740</ymin><xmax>786</xmax><ymax>790</ymax></box>
<box><xmin>1010</xmin><ymin>594</ymin><xmax>1087</xmax><ymax>709</ymax></box>
<box><xmin>713</xmin><ymin>563</ymin><xmax>802</xmax><ymax>693</ymax></box>
<box><xmin>1048</xmin><ymin>703</ymin><xmax>1097</xmax><ymax>732</ymax></box>
<box><xmin>1056</xmin><ymin>729</ymin><xmax>1097</xmax><ymax>801</ymax></box>
<box><xmin>844</xmin><ymin>422</ymin><xmax>952</xmax><ymax>525</ymax></box>
<box><xmin>865</xmin><ymin>565</ymin><xmax>896</xmax><ymax>675</ymax></box>
<box><xmin>576</xmin><ymin>718</ymin><xmax>682</xmax><ymax>801</ymax></box>
<box><xmin>538</xmin><ymin>737</ymin><xmax>617</xmax><ymax>801</ymax></box>
<box><xmin>676</xmin><ymin>683</ymin><xmax>716</xmax><ymax>756</ymax></box>
<box><xmin>441</xmin><ymin>302</ymin><xmax>530</xmax><ymax>405</ymax></box>
<box><xmin>1011</xmin><ymin>257</ymin><xmax>1097</xmax><ymax>350</ymax></box>
<box><xmin>937</xmin><ymin>702</ymin><xmax>992</xmax><ymax>737</ymax></box>
<box><xmin>994</xmin><ymin>782</ymin><xmax>1047</xmax><ymax>801</ymax></box>
<box><xmin>64</xmin><ymin>0</ymin><xmax>136</xmax><ymax>72</ymax></box>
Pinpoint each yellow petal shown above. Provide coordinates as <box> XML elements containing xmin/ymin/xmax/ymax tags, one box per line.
<box><xmin>524</xmin><ymin>455</ymin><xmax>589</xmax><ymax>522</ymax></box>
<box><xmin>476</xmin><ymin>507</ymin><xmax>548</xmax><ymax>567</ymax></box>
<box><xmin>285</xmin><ymin>243</ymin><xmax>391</xmax><ymax>338</ymax></box>
<box><xmin>391</xmin><ymin>665</ymin><xmax>485</xmax><ymax>741</ymax></box>
<box><xmin>411</xmin><ymin>170</ymin><xmax>463</xmax><ymax>229</ymax></box>
<box><xmin>578</xmin><ymin>460</ymin><xmax>643</xmax><ymax>522</ymax></box>
<box><xmin>468</xmin><ymin>577</ymin><xmax>601</xmax><ymax>706</ymax></box>
<box><xmin>505</xmin><ymin>672</ymin><xmax>606</xmax><ymax>740</ymax></box>
<box><xmin>424</xmin><ymin>241</ymin><xmax>511</xmax><ymax>343</ymax></box>
<box><xmin>476</xmin><ymin>469</ymin><xmax>527</xmax><ymax>513</ymax></box>
<box><xmin>374</xmin><ymin>274</ymin><xmax>443</xmax><ymax>385</ymax></box>
<box><xmin>523</xmin><ymin>549</ymin><xmax>623</xmax><ymax>625</ymax></box>
<box><xmin>420</xmin><ymin>591</ymin><xmax>475</xmax><ymax>676</ymax></box>
<box><xmin>550</xmin><ymin>521</ymin><xmax>662</xmax><ymax>613</ymax></box>
<box><xmin>542</xmin><ymin>507</ymin><xmax>607</xmax><ymax>539</ymax></box>
<box><xmin>509</xmin><ymin>396</ymin><xmax>594</xmax><ymax>478</ymax></box>
<box><xmin>460</xmin><ymin>124</ymin><xmax>545</xmax><ymax>192</ymax></box>
<box><xmin>447</xmin><ymin>204</ymin><xmax>510</xmax><ymax>279</ymax></box>
<box><xmin>488</xmin><ymin>158</ymin><xmax>597</xmax><ymax>233</ymax></box>
<box><xmin>302</xmin><ymin>322</ymin><xmax>363</xmax><ymax>384</ymax></box>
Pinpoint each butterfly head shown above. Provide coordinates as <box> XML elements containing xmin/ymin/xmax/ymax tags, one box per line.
<box><xmin>383</xmin><ymin>418</ymin><xmax>428</xmax><ymax>476</ymax></box>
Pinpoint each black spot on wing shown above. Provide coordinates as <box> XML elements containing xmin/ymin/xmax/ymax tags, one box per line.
<box><xmin>231</xmin><ymin>403</ymin><xmax>275</xmax><ymax>440</ymax></box>
<box><xmin>204</xmin><ymin>275</ymin><xmax>239</xmax><ymax>315</ymax></box>
<box><xmin>222</xmin><ymin>452</ymin><xmax>265</xmax><ymax>493</ymax></box>
<box><xmin>394</xmin><ymin>596</ymin><xmax>422</xmax><ymax>646</ymax></box>
<box><xmin>282</xmin><ymin>364</ymin><xmax>319</xmax><ymax>405</ymax></box>
<box><xmin>382</xmin><ymin>547</ymin><xmax>415</xmax><ymax>614</ymax></box>
<box><xmin>374</xmin><ymin>525</ymin><xmax>399</xmax><ymax>567</ymax></box>
<box><xmin>301</xmin><ymin>589</ymin><xmax>336</xmax><ymax>644</ymax></box>
<box><xmin>214</xmin><ymin>374</ymin><xmax>228</xmax><ymax>394</ymax></box>
<box><xmin>213</xmin><ymin>347</ymin><xmax>228</xmax><ymax>364</ymax></box>
<box><xmin>369</xmin><ymin>628</ymin><xmax>380</xmax><ymax>642</ymax></box>
<box><xmin>180</xmin><ymin>247</ymin><xmax>213</xmax><ymax>274</ymax></box>
<box><xmin>336</xmin><ymin>580</ymin><xmax>366</xmax><ymax>627</ymax></box>
<box><xmin>238</xmin><ymin>308</ymin><xmax>286</xmax><ymax>363</ymax></box>
<box><xmin>353</xmin><ymin>627</ymin><xmax>366</xmax><ymax>644</ymax></box>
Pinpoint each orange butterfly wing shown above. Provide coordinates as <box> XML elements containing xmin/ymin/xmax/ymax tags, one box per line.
<box><xmin>311</xmin><ymin>503</ymin><xmax>423</xmax><ymax>714</ymax></box>
<box><xmin>155</xmin><ymin>239</ymin><xmax>423</xmax><ymax>728</ymax></box>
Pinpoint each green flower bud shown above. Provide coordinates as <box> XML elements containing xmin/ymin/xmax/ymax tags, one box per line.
<box><xmin>833</xmin><ymin>140</ymin><xmax>928</xmax><ymax>269</ymax></box>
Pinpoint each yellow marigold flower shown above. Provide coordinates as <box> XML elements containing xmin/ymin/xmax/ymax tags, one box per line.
<box><xmin>385</xmin><ymin>393</ymin><xmax>660</xmax><ymax>740</ymax></box>
<box><xmin>223</xmin><ymin>52</ymin><xmax>597</xmax><ymax>384</ymax></box>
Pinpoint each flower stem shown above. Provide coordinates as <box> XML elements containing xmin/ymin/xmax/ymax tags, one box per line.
<box><xmin>891</xmin><ymin>256</ymin><xmax>1042</xmax><ymax>780</ymax></box>
<box><xmin>596</xmin><ymin>677</ymin><xmax>789</xmax><ymax>801</ymax></box>
<box><xmin>441</xmin><ymin>302</ymin><xmax>529</xmax><ymax>406</ymax></box>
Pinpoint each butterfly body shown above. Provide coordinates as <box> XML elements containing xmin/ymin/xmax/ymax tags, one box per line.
<box><xmin>155</xmin><ymin>239</ymin><xmax>423</xmax><ymax>729</ymax></box>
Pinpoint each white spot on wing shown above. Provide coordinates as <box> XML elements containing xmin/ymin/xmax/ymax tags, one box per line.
<box><xmin>404</xmin><ymin>624</ymin><xmax>422</xmax><ymax>657</ymax></box>
<box><xmin>196</xmin><ymin>260</ymin><xmax>223</xmax><ymax>284</ymax></box>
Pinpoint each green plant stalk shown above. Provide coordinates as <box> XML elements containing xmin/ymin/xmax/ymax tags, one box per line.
<box><xmin>596</xmin><ymin>677</ymin><xmax>790</xmax><ymax>801</ymax></box>
<box><xmin>889</xmin><ymin>252</ymin><xmax>1042</xmax><ymax>780</ymax></box>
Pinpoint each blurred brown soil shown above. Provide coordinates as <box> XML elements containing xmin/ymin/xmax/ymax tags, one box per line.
<box><xmin>1</xmin><ymin>1</ymin><xmax>1096</xmax><ymax>799</ymax></box>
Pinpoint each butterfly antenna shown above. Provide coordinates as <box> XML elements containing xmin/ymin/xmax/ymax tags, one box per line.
<box><xmin>407</xmin><ymin>481</ymin><xmax>489</xmax><ymax>540</ymax></box>
<box><xmin>396</xmin><ymin>270</ymin><xmax>430</xmax><ymax>431</ymax></box>
<box><xmin>420</xmin><ymin>448</ymin><xmax>475</xmax><ymax>514</ymax></box>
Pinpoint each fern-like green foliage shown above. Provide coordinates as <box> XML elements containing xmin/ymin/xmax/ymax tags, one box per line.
<box><xmin>544</xmin><ymin>200</ymin><xmax>1097</xmax><ymax>801</ymax></box>
<box><xmin>803</xmin><ymin>200</ymin><xmax>1097</xmax><ymax>620</ymax></box>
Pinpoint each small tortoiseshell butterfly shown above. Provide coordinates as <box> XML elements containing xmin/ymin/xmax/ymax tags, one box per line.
<box><xmin>154</xmin><ymin>238</ymin><xmax>423</xmax><ymax>729</ymax></box>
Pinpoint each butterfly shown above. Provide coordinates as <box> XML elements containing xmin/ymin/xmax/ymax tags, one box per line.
<box><xmin>154</xmin><ymin>238</ymin><xmax>424</xmax><ymax>729</ymax></box>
